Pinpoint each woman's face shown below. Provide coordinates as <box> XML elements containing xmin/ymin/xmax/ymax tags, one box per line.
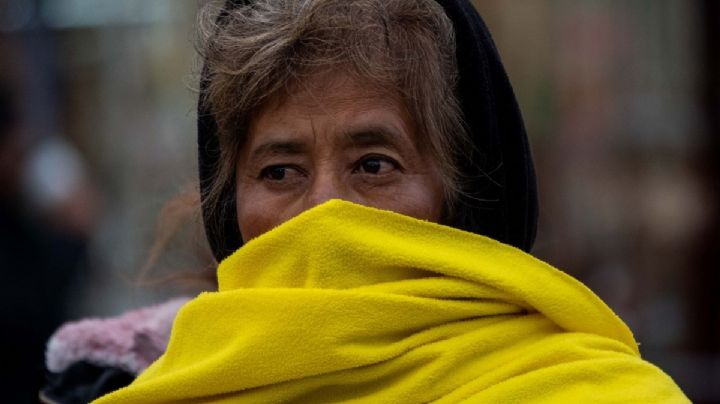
<box><xmin>235</xmin><ymin>75</ymin><xmax>444</xmax><ymax>242</ymax></box>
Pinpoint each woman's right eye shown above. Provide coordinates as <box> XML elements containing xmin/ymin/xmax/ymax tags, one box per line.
<box><xmin>259</xmin><ymin>165</ymin><xmax>303</xmax><ymax>181</ymax></box>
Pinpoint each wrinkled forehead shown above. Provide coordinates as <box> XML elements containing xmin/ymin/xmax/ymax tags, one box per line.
<box><xmin>268</xmin><ymin>71</ymin><xmax>408</xmax><ymax>113</ymax></box>
<box><xmin>244</xmin><ymin>71</ymin><xmax>421</xmax><ymax>153</ymax></box>
<box><xmin>258</xmin><ymin>71</ymin><xmax>408</xmax><ymax>119</ymax></box>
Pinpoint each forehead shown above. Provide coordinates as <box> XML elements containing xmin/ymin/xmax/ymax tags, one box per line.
<box><xmin>247</xmin><ymin>73</ymin><xmax>416</xmax><ymax>142</ymax></box>
<box><xmin>266</xmin><ymin>73</ymin><xmax>404</xmax><ymax>117</ymax></box>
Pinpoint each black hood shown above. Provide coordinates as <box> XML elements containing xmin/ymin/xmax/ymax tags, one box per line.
<box><xmin>198</xmin><ymin>0</ymin><xmax>538</xmax><ymax>261</ymax></box>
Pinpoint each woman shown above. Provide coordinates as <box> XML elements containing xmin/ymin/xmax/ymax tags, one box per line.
<box><xmin>46</xmin><ymin>0</ymin><xmax>687</xmax><ymax>402</ymax></box>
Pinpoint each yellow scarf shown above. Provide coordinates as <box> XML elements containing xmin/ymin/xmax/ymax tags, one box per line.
<box><xmin>95</xmin><ymin>200</ymin><xmax>686</xmax><ymax>403</ymax></box>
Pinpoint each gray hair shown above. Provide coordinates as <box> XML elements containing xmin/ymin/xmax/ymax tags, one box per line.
<box><xmin>198</xmin><ymin>0</ymin><xmax>469</xmax><ymax>220</ymax></box>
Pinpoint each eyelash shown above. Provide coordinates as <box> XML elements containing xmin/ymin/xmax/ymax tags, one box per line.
<box><xmin>258</xmin><ymin>165</ymin><xmax>305</xmax><ymax>181</ymax></box>
<box><xmin>257</xmin><ymin>154</ymin><xmax>402</xmax><ymax>181</ymax></box>
<box><xmin>352</xmin><ymin>155</ymin><xmax>401</xmax><ymax>175</ymax></box>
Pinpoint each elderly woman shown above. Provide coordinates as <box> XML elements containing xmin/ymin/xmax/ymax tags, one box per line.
<box><xmin>44</xmin><ymin>0</ymin><xmax>687</xmax><ymax>402</ymax></box>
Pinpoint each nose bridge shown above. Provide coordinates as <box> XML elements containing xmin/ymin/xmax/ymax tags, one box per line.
<box><xmin>306</xmin><ymin>165</ymin><xmax>346</xmax><ymax>208</ymax></box>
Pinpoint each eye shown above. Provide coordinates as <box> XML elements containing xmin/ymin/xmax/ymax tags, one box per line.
<box><xmin>259</xmin><ymin>165</ymin><xmax>303</xmax><ymax>181</ymax></box>
<box><xmin>354</xmin><ymin>156</ymin><xmax>399</xmax><ymax>175</ymax></box>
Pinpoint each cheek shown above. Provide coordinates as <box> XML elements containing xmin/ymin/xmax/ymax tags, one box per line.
<box><xmin>235</xmin><ymin>200</ymin><xmax>268</xmax><ymax>243</ymax></box>
<box><xmin>235</xmin><ymin>184</ymin><xmax>295</xmax><ymax>243</ymax></box>
<box><xmin>405</xmin><ymin>184</ymin><xmax>445</xmax><ymax>222</ymax></box>
<box><xmin>367</xmin><ymin>174</ymin><xmax>445</xmax><ymax>223</ymax></box>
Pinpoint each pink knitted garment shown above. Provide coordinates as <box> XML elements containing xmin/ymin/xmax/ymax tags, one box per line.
<box><xmin>45</xmin><ymin>297</ymin><xmax>190</xmax><ymax>375</ymax></box>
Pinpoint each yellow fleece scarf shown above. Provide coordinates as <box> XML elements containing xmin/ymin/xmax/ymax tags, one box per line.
<box><xmin>95</xmin><ymin>200</ymin><xmax>687</xmax><ymax>403</ymax></box>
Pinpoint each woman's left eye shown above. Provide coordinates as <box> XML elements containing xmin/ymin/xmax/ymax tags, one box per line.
<box><xmin>354</xmin><ymin>156</ymin><xmax>399</xmax><ymax>175</ymax></box>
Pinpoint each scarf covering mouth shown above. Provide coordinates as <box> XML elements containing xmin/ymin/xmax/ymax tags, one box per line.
<box><xmin>94</xmin><ymin>200</ymin><xmax>686</xmax><ymax>403</ymax></box>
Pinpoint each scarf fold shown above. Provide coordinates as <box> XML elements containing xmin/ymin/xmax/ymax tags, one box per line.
<box><xmin>95</xmin><ymin>200</ymin><xmax>686</xmax><ymax>403</ymax></box>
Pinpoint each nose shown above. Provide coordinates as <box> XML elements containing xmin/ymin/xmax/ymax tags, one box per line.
<box><xmin>304</xmin><ymin>170</ymin><xmax>351</xmax><ymax>210</ymax></box>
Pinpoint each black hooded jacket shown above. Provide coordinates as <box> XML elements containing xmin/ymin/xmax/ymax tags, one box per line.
<box><xmin>198</xmin><ymin>0</ymin><xmax>538</xmax><ymax>262</ymax></box>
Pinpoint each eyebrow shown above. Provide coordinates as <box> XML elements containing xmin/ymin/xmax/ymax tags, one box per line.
<box><xmin>341</xmin><ymin>125</ymin><xmax>407</xmax><ymax>152</ymax></box>
<box><xmin>248</xmin><ymin>140</ymin><xmax>307</xmax><ymax>162</ymax></box>
<box><xmin>246</xmin><ymin>125</ymin><xmax>410</xmax><ymax>164</ymax></box>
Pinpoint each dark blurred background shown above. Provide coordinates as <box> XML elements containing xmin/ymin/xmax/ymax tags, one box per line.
<box><xmin>0</xmin><ymin>0</ymin><xmax>717</xmax><ymax>402</ymax></box>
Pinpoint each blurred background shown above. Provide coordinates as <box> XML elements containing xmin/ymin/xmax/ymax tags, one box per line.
<box><xmin>0</xmin><ymin>0</ymin><xmax>717</xmax><ymax>402</ymax></box>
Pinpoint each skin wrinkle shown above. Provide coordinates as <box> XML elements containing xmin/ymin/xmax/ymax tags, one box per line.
<box><xmin>235</xmin><ymin>74</ymin><xmax>444</xmax><ymax>242</ymax></box>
